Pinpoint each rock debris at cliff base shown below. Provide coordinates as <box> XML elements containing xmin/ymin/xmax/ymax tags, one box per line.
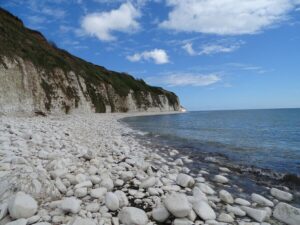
<box><xmin>0</xmin><ymin>113</ymin><xmax>299</xmax><ymax>225</ymax></box>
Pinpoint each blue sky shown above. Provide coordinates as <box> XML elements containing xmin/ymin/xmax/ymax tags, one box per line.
<box><xmin>1</xmin><ymin>0</ymin><xmax>300</xmax><ymax>110</ymax></box>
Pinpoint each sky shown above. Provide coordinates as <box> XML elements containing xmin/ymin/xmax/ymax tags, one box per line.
<box><xmin>1</xmin><ymin>0</ymin><xmax>300</xmax><ymax>111</ymax></box>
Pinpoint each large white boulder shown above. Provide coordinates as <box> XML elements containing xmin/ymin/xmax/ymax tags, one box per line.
<box><xmin>27</xmin><ymin>215</ymin><xmax>40</xmax><ymax>224</ymax></box>
<box><xmin>273</xmin><ymin>202</ymin><xmax>300</xmax><ymax>225</ymax></box>
<box><xmin>105</xmin><ymin>192</ymin><xmax>119</xmax><ymax>211</ymax></box>
<box><xmin>118</xmin><ymin>207</ymin><xmax>148</xmax><ymax>225</ymax></box>
<box><xmin>241</xmin><ymin>206</ymin><xmax>268</xmax><ymax>222</ymax></box>
<box><xmin>85</xmin><ymin>203</ymin><xmax>100</xmax><ymax>213</ymax></box>
<box><xmin>90</xmin><ymin>187</ymin><xmax>107</xmax><ymax>199</ymax></box>
<box><xmin>214</xmin><ymin>175</ymin><xmax>229</xmax><ymax>183</ymax></box>
<box><xmin>175</xmin><ymin>158</ymin><xmax>184</xmax><ymax>166</ymax></box>
<box><xmin>193</xmin><ymin>187</ymin><xmax>207</xmax><ymax>201</ymax></box>
<box><xmin>173</xmin><ymin>218</ymin><xmax>194</xmax><ymax>225</ymax></box>
<box><xmin>187</xmin><ymin>209</ymin><xmax>197</xmax><ymax>222</ymax></box>
<box><xmin>5</xmin><ymin>218</ymin><xmax>27</xmax><ymax>225</ymax></box>
<box><xmin>67</xmin><ymin>217</ymin><xmax>96</xmax><ymax>225</ymax></box>
<box><xmin>90</xmin><ymin>175</ymin><xmax>101</xmax><ymax>184</ymax></box>
<box><xmin>75</xmin><ymin>174</ymin><xmax>88</xmax><ymax>184</ymax></box>
<box><xmin>197</xmin><ymin>183</ymin><xmax>215</xmax><ymax>195</ymax></box>
<box><xmin>164</xmin><ymin>193</ymin><xmax>191</xmax><ymax>218</ymax></box>
<box><xmin>120</xmin><ymin>171</ymin><xmax>134</xmax><ymax>181</ymax></box>
<box><xmin>100</xmin><ymin>177</ymin><xmax>114</xmax><ymax>191</ymax></box>
<box><xmin>218</xmin><ymin>213</ymin><xmax>234</xmax><ymax>223</ymax></box>
<box><xmin>140</xmin><ymin>176</ymin><xmax>156</xmax><ymax>189</ymax></box>
<box><xmin>226</xmin><ymin>205</ymin><xmax>246</xmax><ymax>216</ymax></box>
<box><xmin>235</xmin><ymin>198</ymin><xmax>251</xmax><ymax>206</ymax></box>
<box><xmin>74</xmin><ymin>187</ymin><xmax>88</xmax><ymax>198</ymax></box>
<box><xmin>55</xmin><ymin>178</ymin><xmax>67</xmax><ymax>193</ymax></box>
<box><xmin>60</xmin><ymin>197</ymin><xmax>81</xmax><ymax>214</ymax></box>
<box><xmin>0</xmin><ymin>203</ymin><xmax>8</xmax><ymax>220</ymax></box>
<box><xmin>251</xmin><ymin>193</ymin><xmax>274</xmax><ymax>207</ymax></box>
<box><xmin>192</xmin><ymin>200</ymin><xmax>216</xmax><ymax>220</ymax></box>
<box><xmin>115</xmin><ymin>190</ymin><xmax>128</xmax><ymax>207</ymax></box>
<box><xmin>74</xmin><ymin>181</ymin><xmax>93</xmax><ymax>189</ymax></box>
<box><xmin>271</xmin><ymin>188</ymin><xmax>293</xmax><ymax>202</ymax></box>
<box><xmin>8</xmin><ymin>192</ymin><xmax>38</xmax><ymax>219</ymax></box>
<box><xmin>219</xmin><ymin>190</ymin><xmax>234</xmax><ymax>204</ymax></box>
<box><xmin>152</xmin><ymin>205</ymin><xmax>170</xmax><ymax>222</ymax></box>
<box><xmin>176</xmin><ymin>174</ymin><xmax>195</xmax><ymax>188</ymax></box>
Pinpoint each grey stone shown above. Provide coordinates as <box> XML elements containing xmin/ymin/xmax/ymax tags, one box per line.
<box><xmin>5</xmin><ymin>218</ymin><xmax>28</xmax><ymax>225</ymax></box>
<box><xmin>8</xmin><ymin>192</ymin><xmax>38</xmax><ymax>219</ymax></box>
<box><xmin>152</xmin><ymin>205</ymin><xmax>170</xmax><ymax>222</ymax></box>
<box><xmin>60</xmin><ymin>197</ymin><xmax>81</xmax><ymax>214</ymax></box>
<box><xmin>67</xmin><ymin>217</ymin><xmax>96</xmax><ymax>225</ymax></box>
<box><xmin>273</xmin><ymin>202</ymin><xmax>300</xmax><ymax>225</ymax></box>
<box><xmin>219</xmin><ymin>190</ymin><xmax>234</xmax><ymax>204</ymax></box>
<box><xmin>118</xmin><ymin>207</ymin><xmax>148</xmax><ymax>225</ymax></box>
<box><xmin>164</xmin><ymin>193</ymin><xmax>191</xmax><ymax>218</ymax></box>
<box><xmin>251</xmin><ymin>193</ymin><xmax>274</xmax><ymax>207</ymax></box>
<box><xmin>241</xmin><ymin>206</ymin><xmax>268</xmax><ymax>222</ymax></box>
<box><xmin>105</xmin><ymin>192</ymin><xmax>119</xmax><ymax>211</ymax></box>
<box><xmin>176</xmin><ymin>174</ymin><xmax>195</xmax><ymax>188</ymax></box>
<box><xmin>140</xmin><ymin>177</ymin><xmax>156</xmax><ymax>189</ymax></box>
<box><xmin>271</xmin><ymin>188</ymin><xmax>293</xmax><ymax>202</ymax></box>
<box><xmin>193</xmin><ymin>200</ymin><xmax>216</xmax><ymax>220</ymax></box>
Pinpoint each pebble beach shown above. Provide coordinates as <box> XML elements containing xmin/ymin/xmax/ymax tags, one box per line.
<box><xmin>0</xmin><ymin>113</ymin><xmax>299</xmax><ymax>225</ymax></box>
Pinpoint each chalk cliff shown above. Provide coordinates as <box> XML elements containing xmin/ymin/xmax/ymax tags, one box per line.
<box><xmin>0</xmin><ymin>8</ymin><xmax>180</xmax><ymax>115</ymax></box>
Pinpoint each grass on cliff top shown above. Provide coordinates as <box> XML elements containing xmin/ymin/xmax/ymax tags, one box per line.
<box><xmin>0</xmin><ymin>8</ymin><xmax>178</xmax><ymax>105</ymax></box>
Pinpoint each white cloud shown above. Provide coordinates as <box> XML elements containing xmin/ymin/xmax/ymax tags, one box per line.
<box><xmin>93</xmin><ymin>0</ymin><xmax>125</xmax><ymax>3</ymax></box>
<box><xmin>25</xmin><ymin>0</ymin><xmax>66</xmax><ymax>19</ymax></box>
<box><xmin>182</xmin><ymin>41</ymin><xmax>242</xmax><ymax>56</ymax></box>
<box><xmin>182</xmin><ymin>43</ymin><xmax>196</xmax><ymax>55</ymax></box>
<box><xmin>93</xmin><ymin>0</ymin><xmax>159</xmax><ymax>7</ymax></box>
<box><xmin>41</xmin><ymin>7</ymin><xmax>66</xmax><ymax>19</ymax></box>
<box><xmin>81</xmin><ymin>2</ymin><xmax>140</xmax><ymax>41</ymax></box>
<box><xmin>127</xmin><ymin>49</ymin><xmax>169</xmax><ymax>64</ymax></box>
<box><xmin>150</xmin><ymin>73</ymin><xmax>221</xmax><ymax>87</ymax></box>
<box><xmin>160</xmin><ymin>0</ymin><xmax>299</xmax><ymax>35</ymax></box>
<box><xmin>27</xmin><ymin>15</ymin><xmax>47</xmax><ymax>25</ymax></box>
<box><xmin>199</xmin><ymin>43</ymin><xmax>241</xmax><ymax>55</ymax></box>
<box><xmin>225</xmin><ymin>63</ymin><xmax>268</xmax><ymax>74</ymax></box>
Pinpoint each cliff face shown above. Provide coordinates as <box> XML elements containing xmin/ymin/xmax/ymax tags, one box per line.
<box><xmin>0</xmin><ymin>8</ymin><xmax>180</xmax><ymax>115</ymax></box>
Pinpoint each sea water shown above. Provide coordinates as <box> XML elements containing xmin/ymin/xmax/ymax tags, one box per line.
<box><xmin>123</xmin><ymin>108</ymin><xmax>300</xmax><ymax>176</ymax></box>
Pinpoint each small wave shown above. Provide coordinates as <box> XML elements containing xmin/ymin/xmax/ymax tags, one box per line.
<box><xmin>136</xmin><ymin>131</ymin><xmax>149</xmax><ymax>136</ymax></box>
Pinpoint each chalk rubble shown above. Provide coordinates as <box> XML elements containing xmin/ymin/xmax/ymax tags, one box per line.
<box><xmin>118</xmin><ymin>207</ymin><xmax>148</xmax><ymax>225</ymax></box>
<box><xmin>273</xmin><ymin>202</ymin><xmax>300</xmax><ymax>225</ymax></box>
<box><xmin>60</xmin><ymin>197</ymin><xmax>81</xmax><ymax>214</ymax></box>
<box><xmin>270</xmin><ymin>188</ymin><xmax>293</xmax><ymax>202</ymax></box>
<box><xmin>164</xmin><ymin>193</ymin><xmax>192</xmax><ymax>218</ymax></box>
<box><xmin>8</xmin><ymin>192</ymin><xmax>38</xmax><ymax>219</ymax></box>
<box><xmin>1</xmin><ymin>114</ymin><xmax>298</xmax><ymax>225</ymax></box>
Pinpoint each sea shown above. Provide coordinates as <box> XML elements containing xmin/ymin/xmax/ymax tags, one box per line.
<box><xmin>123</xmin><ymin>108</ymin><xmax>300</xmax><ymax>194</ymax></box>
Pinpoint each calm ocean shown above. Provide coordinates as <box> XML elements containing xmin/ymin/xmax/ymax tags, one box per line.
<box><xmin>123</xmin><ymin>108</ymin><xmax>300</xmax><ymax>176</ymax></box>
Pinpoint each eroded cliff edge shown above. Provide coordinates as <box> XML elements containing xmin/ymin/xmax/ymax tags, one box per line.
<box><xmin>0</xmin><ymin>8</ymin><xmax>180</xmax><ymax>115</ymax></box>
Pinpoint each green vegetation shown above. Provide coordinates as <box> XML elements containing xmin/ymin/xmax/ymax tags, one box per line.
<box><xmin>0</xmin><ymin>8</ymin><xmax>179</xmax><ymax>112</ymax></box>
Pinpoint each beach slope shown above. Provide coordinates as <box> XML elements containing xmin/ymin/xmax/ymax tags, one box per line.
<box><xmin>0</xmin><ymin>113</ymin><xmax>299</xmax><ymax>225</ymax></box>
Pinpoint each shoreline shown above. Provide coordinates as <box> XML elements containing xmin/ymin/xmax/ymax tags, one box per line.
<box><xmin>122</xmin><ymin>120</ymin><xmax>300</xmax><ymax>191</ymax></box>
<box><xmin>0</xmin><ymin>112</ymin><xmax>299</xmax><ymax>225</ymax></box>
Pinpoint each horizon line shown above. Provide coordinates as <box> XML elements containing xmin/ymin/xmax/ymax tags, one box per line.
<box><xmin>186</xmin><ymin>107</ymin><xmax>300</xmax><ymax>112</ymax></box>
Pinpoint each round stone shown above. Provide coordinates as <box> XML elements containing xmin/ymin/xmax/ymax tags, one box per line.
<box><xmin>8</xmin><ymin>192</ymin><xmax>38</xmax><ymax>219</ymax></box>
